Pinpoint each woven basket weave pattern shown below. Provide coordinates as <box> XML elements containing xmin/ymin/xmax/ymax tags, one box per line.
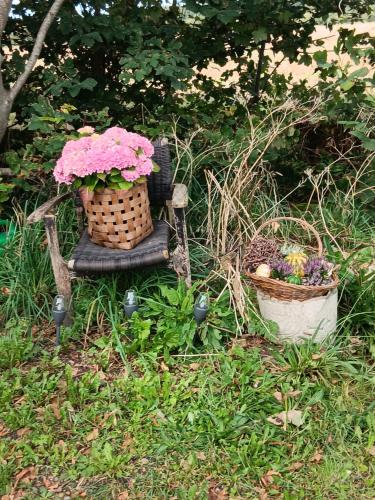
<box><xmin>245</xmin><ymin>217</ymin><xmax>339</xmax><ymax>302</ymax></box>
<box><xmin>84</xmin><ymin>183</ymin><xmax>153</xmax><ymax>250</ymax></box>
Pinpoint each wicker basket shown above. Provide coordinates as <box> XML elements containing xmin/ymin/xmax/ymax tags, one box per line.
<box><xmin>81</xmin><ymin>183</ymin><xmax>153</xmax><ymax>250</ymax></box>
<box><xmin>244</xmin><ymin>217</ymin><xmax>338</xmax><ymax>301</ymax></box>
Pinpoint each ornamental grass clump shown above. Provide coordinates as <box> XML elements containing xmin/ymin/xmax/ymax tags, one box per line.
<box><xmin>53</xmin><ymin>126</ymin><xmax>159</xmax><ymax>190</ymax></box>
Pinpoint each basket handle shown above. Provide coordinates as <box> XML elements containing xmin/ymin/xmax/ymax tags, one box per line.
<box><xmin>252</xmin><ymin>217</ymin><xmax>323</xmax><ymax>256</ymax></box>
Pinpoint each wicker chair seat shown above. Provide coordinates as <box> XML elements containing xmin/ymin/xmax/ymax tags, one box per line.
<box><xmin>69</xmin><ymin>220</ymin><xmax>169</xmax><ymax>273</ymax></box>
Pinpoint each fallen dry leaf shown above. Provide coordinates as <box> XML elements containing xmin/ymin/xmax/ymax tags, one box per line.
<box><xmin>274</xmin><ymin>390</ymin><xmax>301</xmax><ymax>403</ymax></box>
<box><xmin>267</xmin><ymin>409</ymin><xmax>303</xmax><ymax>428</ymax></box>
<box><xmin>121</xmin><ymin>434</ymin><xmax>134</xmax><ymax>449</ymax></box>
<box><xmin>85</xmin><ymin>428</ymin><xmax>99</xmax><ymax>442</ymax></box>
<box><xmin>196</xmin><ymin>451</ymin><xmax>206</xmax><ymax>460</ymax></box>
<box><xmin>312</xmin><ymin>353</ymin><xmax>323</xmax><ymax>360</ymax></box>
<box><xmin>0</xmin><ymin>423</ymin><xmax>10</xmax><ymax>437</ymax></box>
<box><xmin>367</xmin><ymin>446</ymin><xmax>375</xmax><ymax>456</ymax></box>
<box><xmin>16</xmin><ymin>428</ymin><xmax>31</xmax><ymax>438</ymax></box>
<box><xmin>273</xmin><ymin>391</ymin><xmax>283</xmax><ymax>402</ymax></box>
<box><xmin>118</xmin><ymin>492</ymin><xmax>129</xmax><ymax>500</ymax></box>
<box><xmin>310</xmin><ymin>451</ymin><xmax>323</xmax><ymax>463</ymax></box>
<box><xmin>288</xmin><ymin>462</ymin><xmax>304</xmax><ymax>471</ymax></box>
<box><xmin>14</xmin><ymin>466</ymin><xmax>36</xmax><ymax>488</ymax></box>
<box><xmin>160</xmin><ymin>361</ymin><xmax>169</xmax><ymax>372</ymax></box>
<box><xmin>208</xmin><ymin>483</ymin><xmax>229</xmax><ymax>500</ymax></box>
<box><xmin>49</xmin><ymin>401</ymin><xmax>61</xmax><ymax>420</ymax></box>
<box><xmin>189</xmin><ymin>362</ymin><xmax>201</xmax><ymax>371</ymax></box>
<box><xmin>349</xmin><ymin>337</ymin><xmax>363</xmax><ymax>345</ymax></box>
<box><xmin>254</xmin><ymin>487</ymin><xmax>269</xmax><ymax>500</ymax></box>
<box><xmin>42</xmin><ymin>477</ymin><xmax>60</xmax><ymax>491</ymax></box>
<box><xmin>260</xmin><ymin>469</ymin><xmax>281</xmax><ymax>487</ymax></box>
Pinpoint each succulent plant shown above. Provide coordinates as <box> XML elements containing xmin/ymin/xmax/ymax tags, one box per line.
<box><xmin>270</xmin><ymin>258</ymin><xmax>294</xmax><ymax>280</ymax></box>
<box><xmin>285</xmin><ymin>251</ymin><xmax>308</xmax><ymax>277</ymax></box>
<box><xmin>303</xmin><ymin>256</ymin><xmax>332</xmax><ymax>285</ymax></box>
<box><xmin>243</xmin><ymin>237</ymin><xmax>281</xmax><ymax>272</ymax></box>
<box><xmin>280</xmin><ymin>243</ymin><xmax>304</xmax><ymax>256</ymax></box>
<box><xmin>287</xmin><ymin>274</ymin><xmax>302</xmax><ymax>285</ymax></box>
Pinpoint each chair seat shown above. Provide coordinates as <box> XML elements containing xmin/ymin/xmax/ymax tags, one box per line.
<box><xmin>69</xmin><ymin>220</ymin><xmax>170</xmax><ymax>273</ymax></box>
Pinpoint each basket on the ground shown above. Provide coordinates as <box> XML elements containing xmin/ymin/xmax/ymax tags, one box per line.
<box><xmin>81</xmin><ymin>182</ymin><xmax>153</xmax><ymax>250</ymax></box>
<box><xmin>244</xmin><ymin>217</ymin><xmax>338</xmax><ymax>301</ymax></box>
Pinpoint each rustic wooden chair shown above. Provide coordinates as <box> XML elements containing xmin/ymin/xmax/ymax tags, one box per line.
<box><xmin>27</xmin><ymin>139</ymin><xmax>190</xmax><ymax>322</ymax></box>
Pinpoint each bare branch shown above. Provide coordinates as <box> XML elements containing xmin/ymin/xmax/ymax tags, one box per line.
<box><xmin>8</xmin><ymin>0</ymin><xmax>65</xmax><ymax>101</ymax></box>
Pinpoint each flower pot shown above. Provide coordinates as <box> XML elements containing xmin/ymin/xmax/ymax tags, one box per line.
<box><xmin>80</xmin><ymin>183</ymin><xmax>153</xmax><ymax>250</ymax></box>
<box><xmin>257</xmin><ymin>289</ymin><xmax>338</xmax><ymax>343</ymax></box>
<box><xmin>0</xmin><ymin>219</ymin><xmax>16</xmax><ymax>255</ymax></box>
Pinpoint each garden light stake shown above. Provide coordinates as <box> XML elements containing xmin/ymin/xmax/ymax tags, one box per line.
<box><xmin>52</xmin><ymin>295</ymin><xmax>66</xmax><ymax>346</ymax></box>
<box><xmin>124</xmin><ymin>289</ymin><xmax>139</xmax><ymax>318</ymax></box>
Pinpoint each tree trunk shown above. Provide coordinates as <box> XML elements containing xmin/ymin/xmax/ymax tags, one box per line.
<box><xmin>0</xmin><ymin>94</ymin><xmax>12</xmax><ymax>145</ymax></box>
<box><xmin>0</xmin><ymin>0</ymin><xmax>66</xmax><ymax>145</ymax></box>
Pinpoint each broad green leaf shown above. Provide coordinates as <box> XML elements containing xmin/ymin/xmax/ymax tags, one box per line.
<box><xmin>118</xmin><ymin>181</ymin><xmax>133</xmax><ymax>190</ymax></box>
<box><xmin>347</xmin><ymin>67</ymin><xmax>369</xmax><ymax>80</ymax></box>
<box><xmin>340</xmin><ymin>80</ymin><xmax>355</xmax><ymax>91</ymax></box>
<box><xmin>313</xmin><ymin>50</ymin><xmax>327</xmax><ymax>67</ymax></box>
<box><xmin>253</xmin><ymin>28</ymin><xmax>267</xmax><ymax>43</ymax></box>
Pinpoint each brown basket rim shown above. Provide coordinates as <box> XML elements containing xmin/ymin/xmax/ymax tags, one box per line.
<box><xmin>244</xmin><ymin>271</ymin><xmax>339</xmax><ymax>292</ymax></box>
<box><xmin>251</xmin><ymin>216</ymin><xmax>324</xmax><ymax>256</ymax></box>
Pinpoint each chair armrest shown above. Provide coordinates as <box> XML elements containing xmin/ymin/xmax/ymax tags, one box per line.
<box><xmin>27</xmin><ymin>192</ymin><xmax>72</xmax><ymax>224</ymax></box>
<box><xmin>171</xmin><ymin>183</ymin><xmax>188</xmax><ymax>209</ymax></box>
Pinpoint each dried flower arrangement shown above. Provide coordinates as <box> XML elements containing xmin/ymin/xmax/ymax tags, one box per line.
<box><xmin>244</xmin><ymin>239</ymin><xmax>334</xmax><ymax>287</ymax></box>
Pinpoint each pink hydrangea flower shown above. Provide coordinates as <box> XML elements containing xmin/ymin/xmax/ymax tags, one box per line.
<box><xmin>53</xmin><ymin>127</ymin><xmax>155</xmax><ymax>187</ymax></box>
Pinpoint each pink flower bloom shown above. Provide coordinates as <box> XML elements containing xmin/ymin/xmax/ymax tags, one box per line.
<box><xmin>77</xmin><ymin>126</ymin><xmax>95</xmax><ymax>135</ymax></box>
<box><xmin>54</xmin><ymin>127</ymin><xmax>155</xmax><ymax>186</ymax></box>
<box><xmin>122</xmin><ymin>169</ymin><xmax>140</xmax><ymax>182</ymax></box>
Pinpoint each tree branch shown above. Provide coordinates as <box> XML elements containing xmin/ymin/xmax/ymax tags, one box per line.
<box><xmin>8</xmin><ymin>0</ymin><xmax>65</xmax><ymax>101</ymax></box>
<box><xmin>251</xmin><ymin>40</ymin><xmax>266</xmax><ymax>104</ymax></box>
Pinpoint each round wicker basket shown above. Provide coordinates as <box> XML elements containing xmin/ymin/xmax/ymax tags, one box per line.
<box><xmin>80</xmin><ymin>183</ymin><xmax>153</xmax><ymax>250</ymax></box>
<box><xmin>244</xmin><ymin>217</ymin><xmax>338</xmax><ymax>301</ymax></box>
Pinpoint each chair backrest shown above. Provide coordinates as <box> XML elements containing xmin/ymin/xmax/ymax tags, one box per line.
<box><xmin>148</xmin><ymin>139</ymin><xmax>173</xmax><ymax>205</ymax></box>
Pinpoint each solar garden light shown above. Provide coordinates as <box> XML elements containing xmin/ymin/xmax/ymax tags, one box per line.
<box><xmin>194</xmin><ymin>292</ymin><xmax>209</xmax><ymax>325</ymax></box>
<box><xmin>124</xmin><ymin>289</ymin><xmax>138</xmax><ymax>318</ymax></box>
<box><xmin>52</xmin><ymin>295</ymin><xmax>66</xmax><ymax>346</ymax></box>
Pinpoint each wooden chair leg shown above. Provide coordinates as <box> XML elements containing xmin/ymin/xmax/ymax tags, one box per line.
<box><xmin>44</xmin><ymin>214</ymin><xmax>73</xmax><ymax>325</ymax></box>
<box><xmin>172</xmin><ymin>207</ymin><xmax>191</xmax><ymax>287</ymax></box>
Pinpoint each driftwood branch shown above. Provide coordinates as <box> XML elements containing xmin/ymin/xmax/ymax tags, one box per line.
<box><xmin>8</xmin><ymin>0</ymin><xmax>65</xmax><ymax>101</ymax></box>
<box><xmin>44</xmin><ymin>214</ymin><xmax>72</xmax><ymax>325</ymax></box>
<box><xmin>27</xmin><ymin>193</ymin><xmax>71</xmax><ymax>224</ymax></box>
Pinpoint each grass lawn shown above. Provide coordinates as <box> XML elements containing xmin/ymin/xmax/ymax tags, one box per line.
<box><xmin>1</xmin><ymin>325</ymin><xmax>374</xmax><ymax>499</ymax></box>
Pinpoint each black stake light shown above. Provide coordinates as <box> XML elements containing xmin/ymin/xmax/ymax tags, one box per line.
<box><xmin>52</xmin><ymin>295</ymin><xmax>66</xmax><ymax>346</ymax></box>
<box><xmin>194</xmin><ymin>292</ymin><xmax>209</xmax><ymax>325</ymax></box>
<box><xmin>124</xmin><ymin>289</ymin><xmax>138</xmax><ymax>318</ymax></box>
